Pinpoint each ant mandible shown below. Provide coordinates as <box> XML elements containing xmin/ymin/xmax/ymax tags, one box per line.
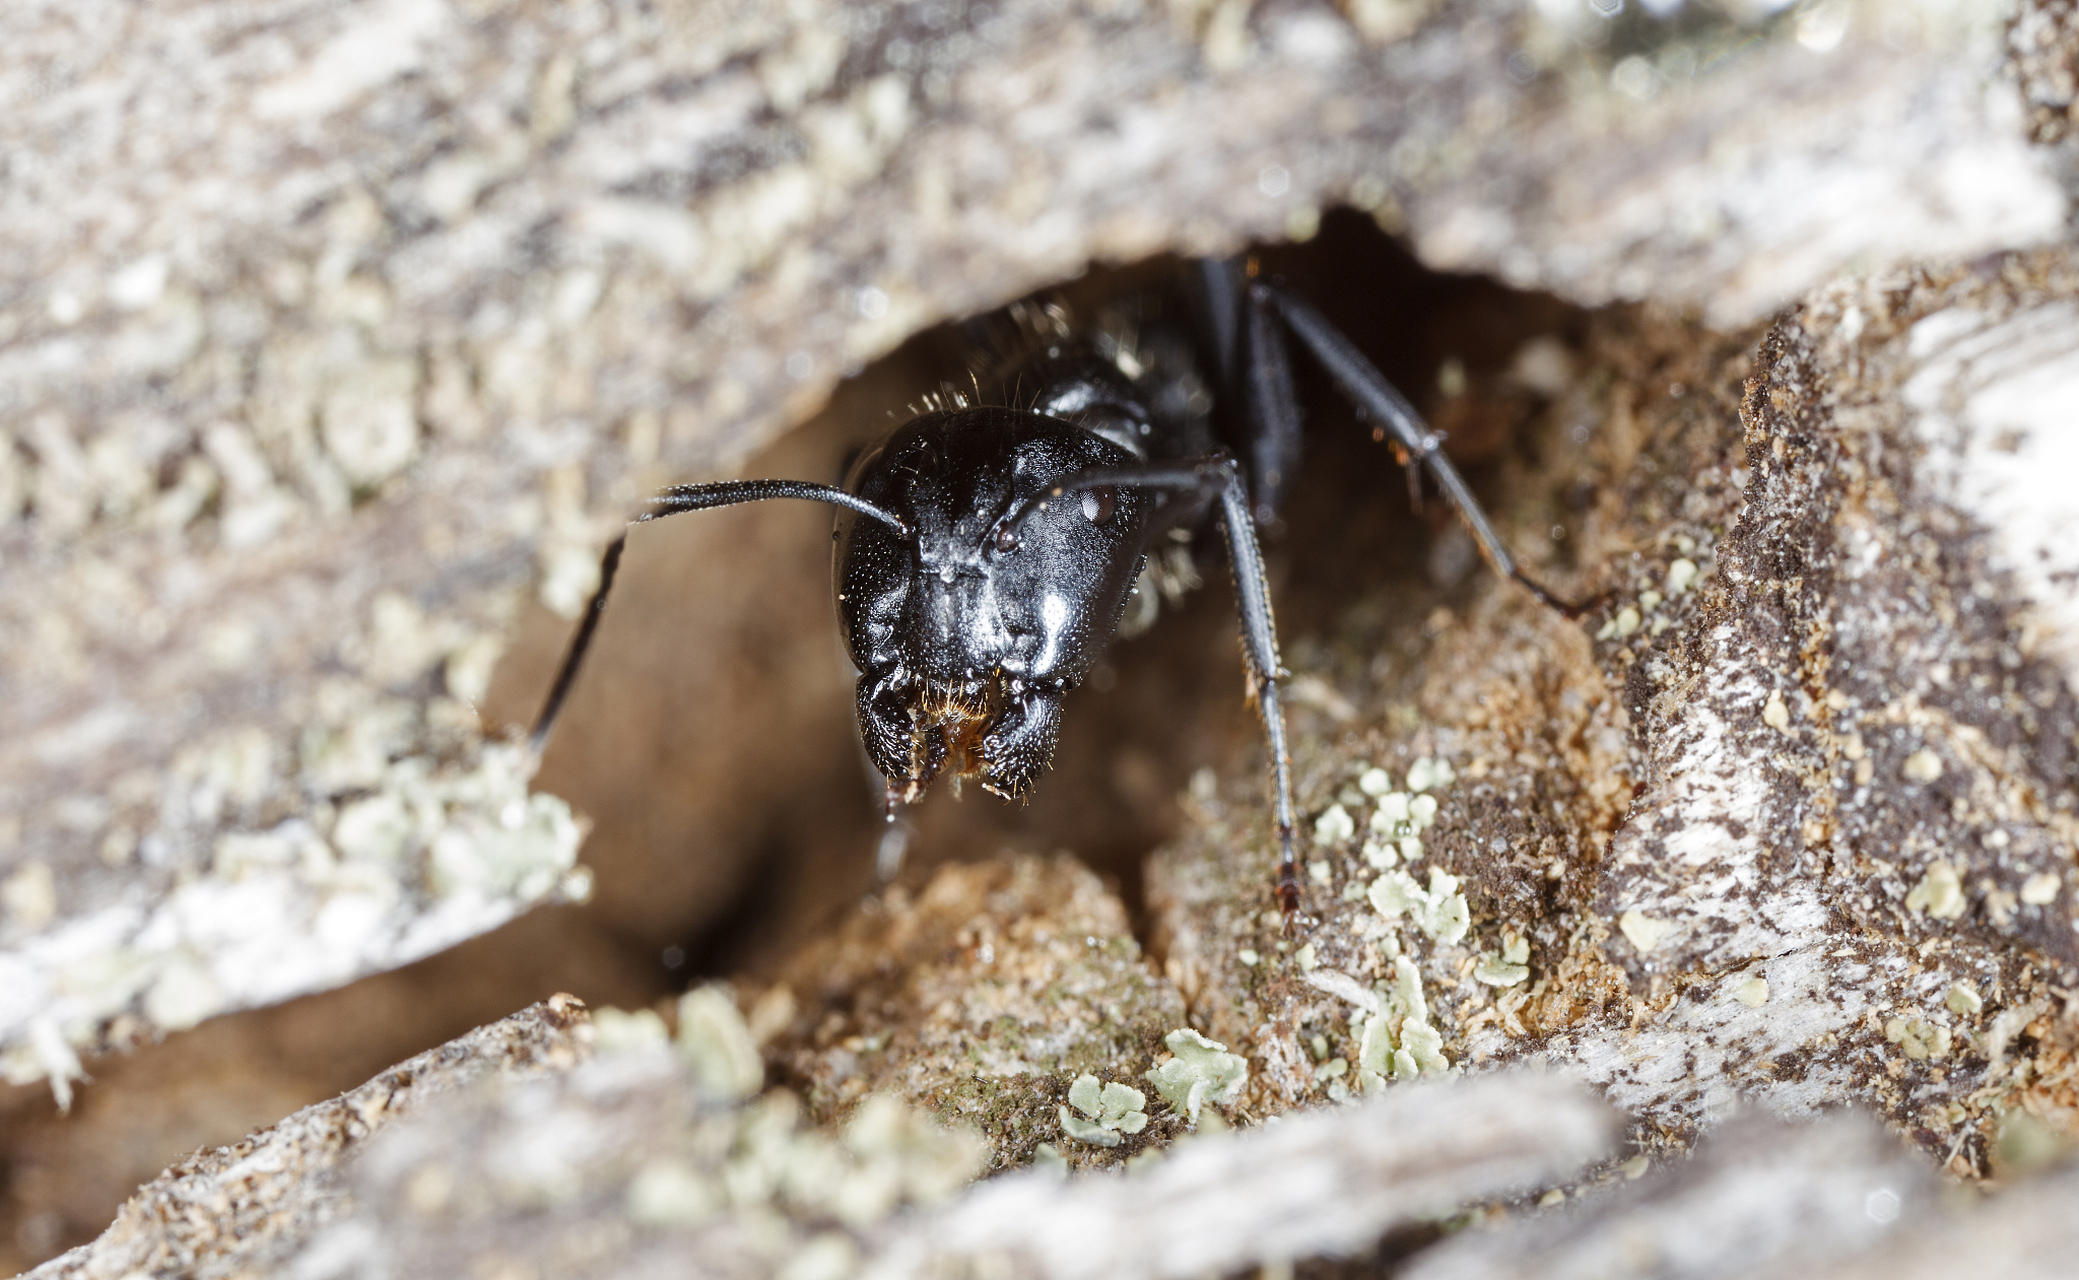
<box><xmin>529</xmin><ymin>257</ymin><xmax>1582</xmax><ymax>920</ymax></box>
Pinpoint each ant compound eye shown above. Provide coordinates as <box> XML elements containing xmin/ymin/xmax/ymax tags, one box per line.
<box><xmin>1081</xmin><ymin>486</ymin><xmax>1116</xmax><ymax>526</ymax></box>
<box><xmin>993</xmin><ymin>526</ymin><xmax>1019</xmax><ymax>553</ymax></box>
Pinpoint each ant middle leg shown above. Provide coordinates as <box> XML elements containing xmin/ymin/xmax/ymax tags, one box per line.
<box><xmin>1251</xmin><ymin>280</ymin><xmax>1598</xmax><ymax>619</ymax></box>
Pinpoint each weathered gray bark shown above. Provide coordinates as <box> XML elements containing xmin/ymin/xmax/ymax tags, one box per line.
<box><xmin>6</xmin><ymin>0</ymin><xmax>2079</xmax><ymax>1275</ymax></box>
<box><xmin>0</xmin><ymin>0</ymin><xmax>2062</xmax><ymax>1093</ymax></box>
<box><xmin>1406</xmin><ymin>1109</ymin><xmax>2079</xmax><ymax>1280</ymax></box>
<box><xmin>29</xmin><ymin>996</ymin><xmax>2079</xmax><ymax>1280</ymax></box>
<box><xmin>25</xmin><ymin>995</ymin><xmax>588</xmax><ymax>1280</ymax></box>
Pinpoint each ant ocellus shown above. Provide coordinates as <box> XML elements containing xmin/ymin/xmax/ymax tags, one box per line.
<box><xmin>529</xmin><ymin>257</ymin><xmax>1586</xmax><ymax>920</ymax></box>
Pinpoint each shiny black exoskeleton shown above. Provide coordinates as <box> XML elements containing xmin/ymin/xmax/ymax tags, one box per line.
<box><xmin>531</xmin><ymin>260</ymin><xmax>1576</xmax><ymax>917</ymax></box>
<box><xmin>839</xmin><ymin>409</ymin><xmax>1156</xmax><ymax>804</ymax></box>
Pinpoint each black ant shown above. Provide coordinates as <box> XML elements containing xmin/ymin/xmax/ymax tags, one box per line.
<box><xmin>529</xmin><ymin>258</ymin><xmax>1581</xmax><ymax>919</ymax></box>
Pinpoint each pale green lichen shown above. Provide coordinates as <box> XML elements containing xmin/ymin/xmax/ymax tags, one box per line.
<box><xmin>1371</xmin><ymin>791</ymin><xmax>1410</xmax><ymax>830</ymax></box>
<box><xmin>1995</xmin><ymin>1111</ymin><xmax>2064</xmax><ymax>1173</ymax></box>
<box><xmin>1367</xmin><ymin>866</ymin><xmax>1471</xmax><ymax>944</ymax></box>
<box><xmin>623</xmin><ymin>1090</ymin><xmax>984</xmax><ymax>1236</ymax></box>
<box><xmin>142</xmin><ymin>952</ymin><xmax>226</xmax><ymax>1032</ymax></box>
<box><xmin>6</xmin><ymin>735</ymin><xmax>591</xmax><ymax>1098</ymax></box>
<box><xmin>1596</xmin><ymin>605</ymin><xmax>1644</xmax><ymax>640</ymax></box>
<box><xmin>1058</xmin><ymin>1073</ymin><xmax>1149</xmax><ymax>1147</ymax></box>
<box><xmin>1405</xmin><ymin>757</ymin><xmax>1456</xmax><ymax>792</ymax></box>
<box><xmin>1312</xmin><ymin>804</ymin><xmax>1356</xmax><ymax>846</ymax></box>
<box><xmin>2019</xmin><ymin>872</ymin><xmax>2061</xmax><ymax>906</ymax></box>
<box><xmin>593</xmin><ymin>1006</ymin><xmax>671</xmax><ymax>1054</ymax></box>
<box><xmin>1145</xmin><ymin>1029</ymin><xmax>1248</xmax><ymax>1122</ymax></box>
<box><xmin>1885</xmin><ymin>1015</ymin><xmax>1952</xmax><ymax>1061</ymax></box>
<box><xmin>1354</xmin><ymin>956</ymin><xmax>1449</xmax><ymax>1091</ymax></box>
<box><xmin>780</xmin><ymin>1234</ymin><xmax>858</xmax><ymax>1280</ymax></box>
<box><xmin>1730</xmin><ymin>977</ymin><xmax>1769</xmax><ymax>1007</ymax></box>
<box><xmin>1905</xmin><ymin>861</ymin><xmax>1966</xmax><ymax>919</ymax></box>
<box><xmin>1762</xmin><ymin>690</ymin><xmax>1791</xmax><ymax>730</ymax></box>
<box><xmin>1365</xmin><ymin>781</ymin><xmax>1443</xmax><ymax>869</ymax></box>
<box><xmin>1947</xmin><ymin>982</ymin><xmax>1983</xmax><ymax>1016</ymax></box>
<box><xmin>1</xmin><ymin>862</ymin><xmax>57</xmax><ymax>930</ymax></box>
<box><xmin>1902</xmin><ymin>749</ymin><xmax>1945</xmax><ymax>784</ymax></box>
<box><xmin>837</xmin><ymin>1093</ymin><xmax>986</xmax><ymax>1214</ymax></box>
<box><xmin>1473</xmin><ymin>929</ymin><xmax>1531</xmax><ymax>986</ymax></box>
<box><xmin>1617</xmin><ymin>907</ymin><xmax>1672</xmax><ymax>952</ymax></box>
<box><xmin>626</xmin><ymin>1156</ymin><xmax>718</xmax><ymax>1226</ymax></box>
<box><xmin>678</xmin><ymin>986</ymin><xmax>764</xmax><ymax>1100</ymax></box>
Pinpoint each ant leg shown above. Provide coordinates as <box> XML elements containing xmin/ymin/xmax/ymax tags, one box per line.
<box><xmin>1193</xmin><ymin>257</ymin><xmax>1243</xmax><ymax>380</ymax></box>
<box><xmin>998</xmin><ymin>452</ymin><xmax>1302</xmax><ymax>917</ymax></box>
<box><xmin>1196</xmin><ymin>258</ymin><xmax>1303</xmax><ymax>526</ymax></box>
<box><xmin>1256</xmin><ymin>282</ymin><xmax>1596</xmax><ymax>618</ymax></box>
<box><xmin>1236</xmin><ymin>269</ymin><xmax>1304</xmax><ymax>526</ymax></box>
<box><xmin>1212</xmin><ymin>460</ymin><xmax>1302</xmax><ymax>921</ymax></box>
<box><xmin>529</xmin><ymin>533</ymin><xmax>627</xmax><ymax>751</ymax></box>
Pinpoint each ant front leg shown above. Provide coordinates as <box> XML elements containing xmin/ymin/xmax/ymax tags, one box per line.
<box><xmin>1209</xmin><ymin>462</ymin><xmax>1302</xmax><ymax>922</ymax></box>
<box><xmin>529</xmin><ymin>533</ymin><xmax>628</xmax><ymax>751</ymax></box>
<box><xmin>1001</xmin><ymin>454</ymin><xmax>1303</xmax><ymax>920</ymax></box>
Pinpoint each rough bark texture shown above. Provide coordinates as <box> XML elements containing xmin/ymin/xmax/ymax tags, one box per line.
<box><xmin>25</xmin><ymin>995</ymin><xmax>588</xmax><ymax>1280</ymax></box>
<box><xmin>38</xmin><ymin>991</ymin><xmax>1616</xmax><ymax>1280</ymax></box>
<box><xmin>751</xmin><ymin>855</ymin><xmax>1193</xmax><ymax>1175</ymax></box>
<box><xmin>27</xmin><ymin>997</ymin><xmax>2079</xmax><ymax>1280</ymax></box>
<box><xmin>1404</xmin><ymin>1110</ymin><xmax>2078</xmax><ymax>1280</ymax></box>
<box><xmin>1</xmin><ymin>0</ymin><xmax>2062</xmax><ymax>1092</ymax></box>
<box><xmin>1149</xmin><ymin>246</ymin><xmax>2079</xmax><ymax>1173</ymax></box>
<box><xmin>5</xmin><ymin>0</ymin><xmax>2079</xmax><ymax>1275</ymax></box>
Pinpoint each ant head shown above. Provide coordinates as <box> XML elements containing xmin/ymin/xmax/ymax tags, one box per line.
<box><xmin>834</xmin><ymin>408</ymin><xmax>1151</xmax><ymax>801</ymax></box>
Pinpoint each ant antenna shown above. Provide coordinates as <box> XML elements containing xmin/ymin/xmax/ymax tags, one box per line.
<box><xmin>528</xmin><ymin>480</ymin><xmax>909</xmax><ymax>751</ymax></box>
<box><xmin>985</xmin><ymin>456</ymin><xmax>1236</xmax><ymax>552</ymax></box>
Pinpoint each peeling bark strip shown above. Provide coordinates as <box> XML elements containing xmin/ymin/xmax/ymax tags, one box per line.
<box><xmin>26</xmin><ymin>995</ymin><xmax>588</xmax><ymax>1280</ymax></box>
<box><xmin>1406</xmin><ymin>1112</ymin><xmax>1946</xmax><ymax>1280</ymax></box>
<box><xmin>315</xmin><ymin>1061</ymin><xmax>1615</xmax><ymax>1280</ymax></box>
<box><xmin>1408</xmin><ymin>1107</ymin><xmax>2079</xmax><ymax>1280</ymax></box>
<box><xmin>0</xmin><ymin>0</ymin><xmax>2061</xmax><ymax>1087</ymax></box>
<box><xmin>30</xmin><ymin>996</ymin><xmax>2079</xmax><ymax>1279</ymax></box>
